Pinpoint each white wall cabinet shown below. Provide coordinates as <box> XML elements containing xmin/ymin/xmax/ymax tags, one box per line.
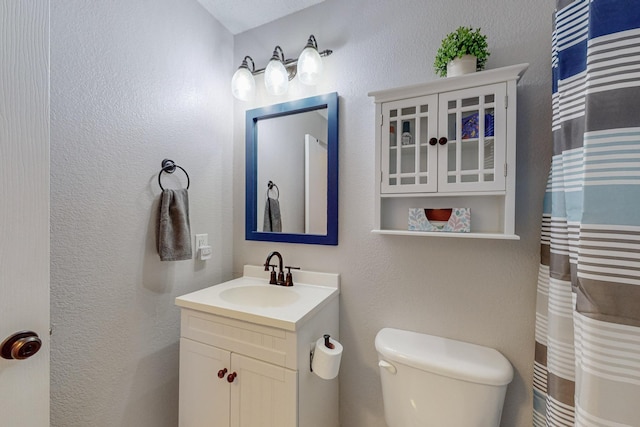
<box><xmin>178</xmin><ymin>301</ymin><xmax>339</xmax><ymax>427</ymax></box>
<box><xmin>370</xmin><ymin>64</ymin><xmax>528</xmax><ymax>239</ymax></box>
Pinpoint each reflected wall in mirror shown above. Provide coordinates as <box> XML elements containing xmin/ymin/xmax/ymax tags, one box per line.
<box><xmin>246</xmin><ymin>92</ymin><xmax>338</xmax><ymax>245</ymax></box>
<box><xmin>257</xmin><ymin>110</ymin><xmax>328</xmax><ymax>234</ymax></box>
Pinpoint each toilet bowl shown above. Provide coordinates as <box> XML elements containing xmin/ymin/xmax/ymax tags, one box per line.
<box><xmin>375</xmin><ymin>328</ymin><xmax>513</xmax><ymax>427</ymax></box>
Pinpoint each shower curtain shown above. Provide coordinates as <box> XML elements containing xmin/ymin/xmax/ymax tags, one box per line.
<box><xmin>534</xmin><ymin>1</ymin><xmax>640</xmax><ymax>426</ymax></box>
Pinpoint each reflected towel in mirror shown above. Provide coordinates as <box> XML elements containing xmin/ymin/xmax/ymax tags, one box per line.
<box><xmin>263</xmin><ymin>197</ymin><xmax>282</xmax><ymax>232</ymax></box>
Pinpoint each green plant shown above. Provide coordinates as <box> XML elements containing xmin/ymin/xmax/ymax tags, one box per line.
<box><xmin>434</xmin><ymin>27</ymin><xmax>489</xmax><ymax>77</ymax></box>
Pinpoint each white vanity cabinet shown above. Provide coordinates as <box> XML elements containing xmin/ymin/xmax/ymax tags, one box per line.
<box><xmin>370</xmin><ymin>64</ymin><xmax>528</xmax><ymax>239</ymax></box>
<box><xmin>176</xmin><ymin>267</ymin><xmax>340</xmax><ymax>427</ymax></box>
<box><xmin>178</xmin><ymin>314</ymin><xmax>298</xmax><ymax>427</ymax></box>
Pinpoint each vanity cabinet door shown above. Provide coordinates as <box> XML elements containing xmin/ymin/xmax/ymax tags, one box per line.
<box><xmin>437</xmin><ymin>83</ymin><xmax>507</xmax><ymax>193</ymax></box>
<box><xmin>381</xmin><ymin>94</ymin><xmax>439</xmax><ymax>194</ymax></box>
<box><xmin>230</xmin><ymin>353</ymin><xmax>297</xmax><ymax>427</ymax></box>
<box><xmin>179</xmin><ymin>338</ymin><xmax>230</xmax><ymax>427</ymax></box>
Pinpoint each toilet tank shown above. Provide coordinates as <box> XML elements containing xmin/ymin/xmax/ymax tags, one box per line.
<box><xmin>375</xmin><ymin>328</ymin><xmax>513</xmax><ymax>427</ymax></box>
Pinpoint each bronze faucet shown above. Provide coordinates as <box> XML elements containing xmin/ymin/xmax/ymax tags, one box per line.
<box><xmin>263</xmin><ymin>251</ymin><xmax>299</xmax><ymax>286</ymax></box>
<box><xmin>264</xmin><ymin>251</ymin><xmax>285</xmax><ymax>285</ymax></box>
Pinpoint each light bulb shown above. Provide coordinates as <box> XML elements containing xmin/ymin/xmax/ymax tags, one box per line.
<box><xmin>231</xmin><ymin>56</ymin><xmax>255</xmax><ymax>101</ymax></box>
<box><xmin>297</xmin><ymin>46</ymin><xmax>323</xmax><ymax>85</ymax></box>
<box><xmin>264</xmin><ymin>59</ymin><xmax>289</xmax><ymax>96</ymax></box>
<box><xmin>231</xmin><ymin>66</ymin><xmax>255</xmax><ymax>101</ymax></box>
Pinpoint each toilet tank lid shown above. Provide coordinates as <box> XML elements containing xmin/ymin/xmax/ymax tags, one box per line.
<box><xmin>375</xmin><ymin>328</ymin><xmax>513</xmax><ymax>386</ymax></box>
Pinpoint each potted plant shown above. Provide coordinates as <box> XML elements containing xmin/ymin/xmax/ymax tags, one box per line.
<box><xmin>434</xmin><ymin>26</ymin><xmax>489</xmax><ymax>77</ymax></box>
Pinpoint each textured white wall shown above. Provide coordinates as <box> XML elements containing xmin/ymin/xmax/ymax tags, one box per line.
<box><xmin>50</xmin><ymin>0</ymin><xmax>234</xmax><ymax>425</ymax></box>
<box><xmin>233</xmin><ymin>1</ymin><xmax>554</xmax><ymax>426</ymax></box>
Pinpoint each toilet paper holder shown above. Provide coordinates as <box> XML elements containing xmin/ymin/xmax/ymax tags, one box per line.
<box><xmin>310</xmin><ymin>334</ymin><xmax>334</xmax><ymax>372</ymax></box>
<box><xmin>323</xmin><ymin>334</ymin><xmax>334</xmax><ymax>349</ymax></box>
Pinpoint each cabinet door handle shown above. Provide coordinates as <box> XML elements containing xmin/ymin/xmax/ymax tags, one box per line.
<box><xmin>217</xmin><ymin>368</ymin><xmax>228</xmax><ymax>379</ymax></box>
<box><xmin>438</xmin><ymin>137</ymin><xmax>448</xmax><ymax>145</ymax></box>
<box><xmin>428</xmin><ymin>137</ymin><xmax>438</xmax><ymax>146</ymax></box>
<box><xmin>227</xmin><ymin>372</ymin><xmax>237</xmax><ymax>383</ymax></box>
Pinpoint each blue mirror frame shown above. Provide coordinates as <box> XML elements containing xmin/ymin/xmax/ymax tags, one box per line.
<box><xmin>245</xmin><ymin>92</ymin><xmax>338</xmax><ymax>245</ymax></box>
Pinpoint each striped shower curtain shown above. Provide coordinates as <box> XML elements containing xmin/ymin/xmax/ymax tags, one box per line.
<box><xmin>534</xmin><ymin>0</ymin><xmax>640</xmax><ymax>426</ymax></box>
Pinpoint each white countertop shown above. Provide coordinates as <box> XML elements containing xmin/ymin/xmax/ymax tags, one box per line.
<box><xmin>175</xmin><ymin>265</ymin><xmax>340</xmax><ymax>331</ymax></box>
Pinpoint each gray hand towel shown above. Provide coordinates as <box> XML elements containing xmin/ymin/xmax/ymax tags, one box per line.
<box><xmin>263</xmin><ymin>197</ymin><xmax>282</xmax><ymax>232</ymax></box>
<box><xmin>158</xmin><ymin>188</ymin><xmax>192</xmax><ymax>261</ymax></box>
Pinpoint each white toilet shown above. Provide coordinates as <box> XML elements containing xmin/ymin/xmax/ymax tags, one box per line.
<box><xmin>375</xmin><ymin>328</ymin><xmax>513</xmax><ymax>427</ymax></box>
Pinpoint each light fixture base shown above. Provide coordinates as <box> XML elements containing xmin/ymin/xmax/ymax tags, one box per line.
<box><xmin>286</xmin><ymin>63</ymin><xmax>297</xmax><ymax>81</ymax></box>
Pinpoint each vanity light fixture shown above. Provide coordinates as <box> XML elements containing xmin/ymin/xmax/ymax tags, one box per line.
<box><xmin>231</xmin><ymin>35</ymin><xmax>333</xmax><ymax>101</ymax></box>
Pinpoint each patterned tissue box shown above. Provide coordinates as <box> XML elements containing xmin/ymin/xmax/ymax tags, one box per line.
<box><xmin>408</xmin><ymin>208</ymin><xmax>471</xmax><ymax>233</ymax></box>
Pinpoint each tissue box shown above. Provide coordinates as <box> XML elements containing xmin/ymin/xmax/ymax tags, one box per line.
<box><xmin>461</xmin><ymin>113</ymin><xmax>494</xmax><ymax>139</ymax></box>
<box><xmin>408</xmin><ymin>208</ymin><xmax>471</xmax><ymax>233</ymax></box>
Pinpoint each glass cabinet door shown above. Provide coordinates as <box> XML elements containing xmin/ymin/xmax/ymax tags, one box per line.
<box><xmin>437</xmin><ymin>83</ymin><xmax>507</xmax><ymax>192</ymax></box>
<box><xmin>381</xmin><ymin>94</ymin><xmax>438</xmax><ymax>193</ymax></box>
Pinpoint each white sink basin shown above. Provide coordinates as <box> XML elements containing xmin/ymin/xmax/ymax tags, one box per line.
<box><xmin>219</xmin><ymin>285</ymin><xmax>300</xmax><ymax>307</ymax></box>
<box><xmin>175</xmin><ymin>265</ymin><xmax>340</xmax><ymax>331</ymax></box>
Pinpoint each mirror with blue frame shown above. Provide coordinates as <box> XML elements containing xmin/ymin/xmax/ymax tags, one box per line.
<box><xmin>245</xmin><ymin>92</ymin><xmax>338</xmax><ymax>245</ymax></box>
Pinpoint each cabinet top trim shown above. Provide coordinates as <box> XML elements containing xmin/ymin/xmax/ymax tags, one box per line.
<box><xmin>368</xmin><ymin>63</ymin><xmax>528</xmax><ymax>104</ymax></box>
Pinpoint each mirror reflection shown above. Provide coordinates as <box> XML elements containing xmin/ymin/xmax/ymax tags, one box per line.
<box><xmin>257</xmin><ymin>109</ymin><xmax>328</xmax><ymax>235</ymax></box>
<box><xmin>245</xmin><ymin>92</ymin><xmax>338</xmax><ymax>245</ymax></box>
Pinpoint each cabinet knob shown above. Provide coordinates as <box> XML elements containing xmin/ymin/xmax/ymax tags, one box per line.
<box><xmin>217</xmin><ymin>368</ymin><xmax>227</xmax><ymax>379</ymax></box>
<box><xmin>428</xmin><ymin>137</ymin><xmax>438</xmax><ymax>146</ymax></box>
<box><xmin>438</xmin><ymin>137</ymin><xmax>448</xmax><ymax>145</ymax></box>
<box><xmin>227</xmin><ymin>372</ymin><xmax>237</xmax><ymax>383</ymax></box>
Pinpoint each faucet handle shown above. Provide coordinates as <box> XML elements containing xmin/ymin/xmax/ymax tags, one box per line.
<box><xmin>268</xmin><ymin>265</ymin><xmax>277</xmax><ymax>285</ymax></box>
<box><xmin>284</xmin><ymin>266</ymin><xmax>300</xmax><ymax>286</ymax></box>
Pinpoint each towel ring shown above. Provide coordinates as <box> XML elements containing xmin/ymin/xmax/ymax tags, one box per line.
<box><xmin>267</xmin><ymin>180</ymin><xmax>279</xmax><ymax>200</ymax></box>
<box><xmin>158</xmin><ymin>159</ymin><xmax>190</xmax><ymax>190</ymax></box>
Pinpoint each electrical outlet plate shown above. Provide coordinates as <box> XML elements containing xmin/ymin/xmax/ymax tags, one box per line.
<box><xmin>195</xmin><ymin>234</ymin><xmax>208</xmax><ymax>249</ymax></box>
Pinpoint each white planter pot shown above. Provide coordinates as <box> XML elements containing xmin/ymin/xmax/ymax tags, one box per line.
<box><xmin>446</xmin><ymin>55</ymin><xmax>477</xmax><ymax>77</ymax></box>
